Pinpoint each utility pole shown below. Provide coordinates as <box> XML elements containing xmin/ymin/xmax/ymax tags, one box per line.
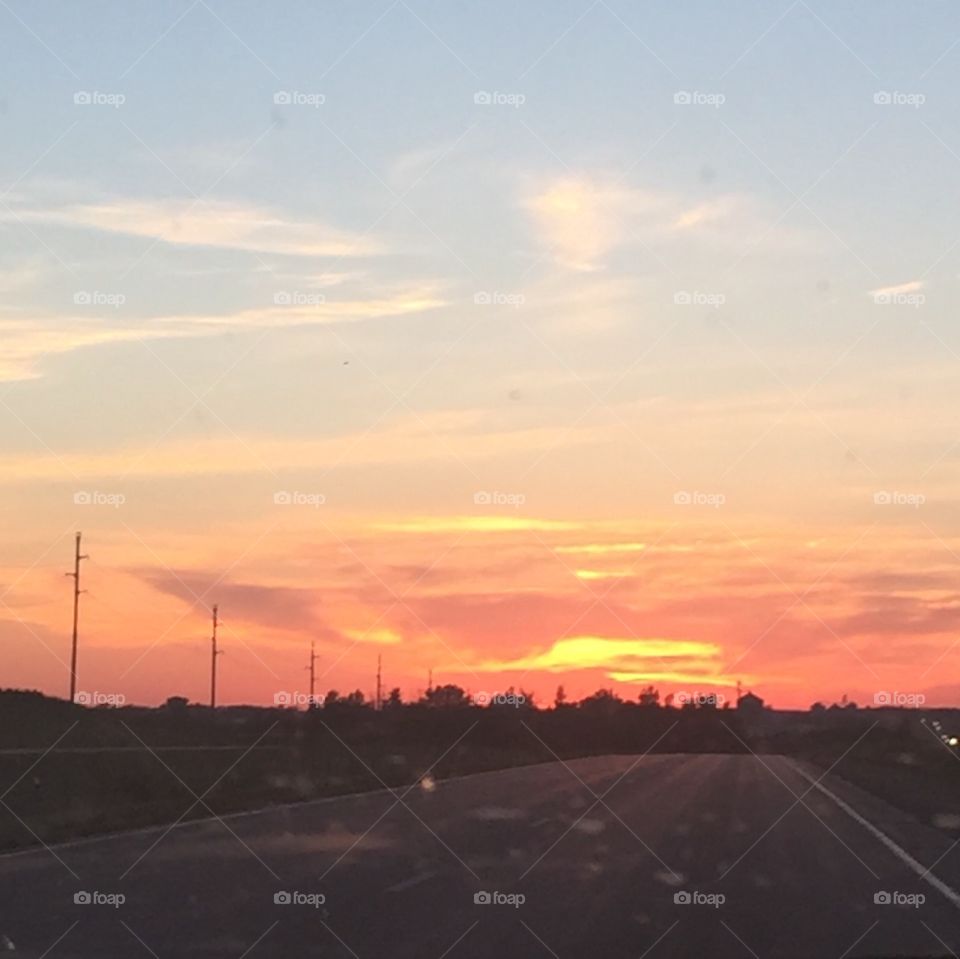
<box><xmin>66</xmin><ymin>531</ymin><xmax>88</xmax><ymax>703</ymax></box>
<box><xmin>375</xmin><ymin>654</ymin><xmax>382</xmax><ymax>711</ymax></box>
<box><xmin>209</xmin><ymin>604</ymin><xmax>222</xmax><ymax>708</ymax></box>
<box><xmin>307</xmin><ymin>641</ymin><xmax>317</xmax><ymax>707</ymax></box>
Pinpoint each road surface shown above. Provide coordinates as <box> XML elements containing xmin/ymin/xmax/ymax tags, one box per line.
<box><xmin>1</xmin><ymin>754</ymin><xmax>959</xmax><ymax>958</ymax></box>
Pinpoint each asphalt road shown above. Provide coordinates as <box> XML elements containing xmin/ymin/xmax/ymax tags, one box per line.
<box><xmin>2</xmin><ymin>754</ymin><xmax>960</xmax><ymax>958</ymax></box>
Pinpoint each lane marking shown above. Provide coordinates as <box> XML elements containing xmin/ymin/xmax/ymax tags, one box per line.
<box><xmin>386</xmin><ymin>869</ymin><xmax>440</xmax><ymax>892</ymax></box>
<box><xmin>788</xmin><ymin>759</ymin><xmax>960</xmax><ymax>911</ymax></box>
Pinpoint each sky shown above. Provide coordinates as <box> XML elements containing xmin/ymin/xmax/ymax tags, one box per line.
<box><xmin>2</xmin><ymin>0</ymin><xmax>960</xmax><ymax>709</ymax></box>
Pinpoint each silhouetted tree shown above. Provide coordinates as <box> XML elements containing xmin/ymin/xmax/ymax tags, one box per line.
<box><xmin>385</xmin><ymin>687</ymin><xmax>403</xmax><ymax>709</ymax></box>
<box><xmin>554</xmin><ymin>685</ymin><xmax>567</xmax><ymax>708</ymax></box>
<box><xmin>638</xmin><ymin>685</ymin><xmax>660</xmax><ymax>708</ymax></box>
<box><xmin>422</xmin><ymin>684</ymin><xmax>469</xmax><ymax>708</ymax></box>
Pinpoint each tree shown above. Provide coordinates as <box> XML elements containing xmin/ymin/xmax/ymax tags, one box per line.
<box><xmin>343</xmin><ymin>689</ymin><xmax>366</xmax><ymax>707</ymax></box>
<box><xmin>579</xmin><ymin>688</ymin><xmax>623</xmax><ymax>713</ymax></box>
<box><xmin>638</xmin><ymin>685</ymin><xmax>660</xmax><ymax>708</ymax></box>
<box><xmin>386</xmin><ymin>687</ymin><xmax>403</xmax><ymax>709</ymax></box>
<box><xmin>324</xmin><ymin>690</ymin><xmax>340</xmax><ymax>708</ymax></box>
<box><xmin>554</xmin><ymin>685</ymin><xmax>567</xmax><ymax>708</ymax></box>
<box><xmin>422</xmin><ymin>684</ymin><xmax>469</xmax><ymax>708</ymax></box>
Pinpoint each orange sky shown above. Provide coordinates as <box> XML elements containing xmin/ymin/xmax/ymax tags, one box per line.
<box><xmin>3</xmin><ymin>505</ymin><xmax>959</xmax><ymax>709</ymax></box>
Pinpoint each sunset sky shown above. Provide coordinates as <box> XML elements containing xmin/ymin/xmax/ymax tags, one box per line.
<box><xmin>2</xmin><ymin>0</ymin><xmax>960</xmax><ymax>709</ymax></box>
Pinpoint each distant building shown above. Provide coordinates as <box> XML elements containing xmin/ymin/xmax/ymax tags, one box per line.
<box><xmin>737</xmin><ymin>691</ymin><xmax>765</xmax><ymax>715</ymax></box>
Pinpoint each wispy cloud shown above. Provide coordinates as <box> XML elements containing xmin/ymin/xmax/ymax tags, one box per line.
<box><xmin>6</xmin><ymin>196</ymin><xmax>382</xmax><ymax>258</ymax></box>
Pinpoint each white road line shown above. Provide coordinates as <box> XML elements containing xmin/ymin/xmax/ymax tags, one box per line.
<box><xmin>386</xmin><ymin>870</ymin><xmax>440</xmax><ymax>892</ymax></box>
<box><xmin>788</xmin><ymin>759</ymin><xmax>960</xmax><ymax>911</ymax></box>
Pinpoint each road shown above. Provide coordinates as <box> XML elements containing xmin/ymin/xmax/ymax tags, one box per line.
<box><xmin>1</xmin><ymin>754</ymin><xmax>959</xmax><ymax>958</ymax></box>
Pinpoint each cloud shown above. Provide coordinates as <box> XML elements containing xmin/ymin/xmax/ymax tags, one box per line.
<box><xmin>6</xmin><ymin>197</ymin><xmax>381</xmax><ymax>258</ymax></box>
<box><xmin>524</xmin><ymin>178</ymin><xmax>664</xmax><ymax>271</ymax></box>
<box><xmin>524</xmin><ymin>176</ymin><xmax>807</xmax><ymax>271</ymax></box>
<box><xmin>0</xmin><ymin>412</ymin><xmax>615</xmax><ymax>481</ymax></box>
<box><xmin>473</xmin><ymin>635</ymin><xmax>726</xmax><ymax>681</ymax></box>
<box><xmin>0</xmin><ymin>318</ymin><xmax>197</xmax><ymax>382</ymax></box>
<box><xmin>374</xmin><ymin>517</ymin><xmax>580</xmax><ymax>534</ymax></box>
<box><xmin>869</xmin><ymin>280</ymin><xmax>924</xmax><ymax>299</ymax></box>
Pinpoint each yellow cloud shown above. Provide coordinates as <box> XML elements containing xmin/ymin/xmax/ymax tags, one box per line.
<box><xmin>344</xmin><ymin>627</ymin><xmax>403</xmax><ymax>645</ymax></box>
<box><xmin>557</xmin><ymin>542</ymin><xmax>647</xmax><ymax>555</ymax></box>
<box><xmin>574</xmin><ymin>569</ymin><xmax>633</xmax><ymax>580</ymax></box>
<box><xmin>476</xmin><ymin>635</ymin><xmax>720</xmax><ymax>672</ymax></box>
